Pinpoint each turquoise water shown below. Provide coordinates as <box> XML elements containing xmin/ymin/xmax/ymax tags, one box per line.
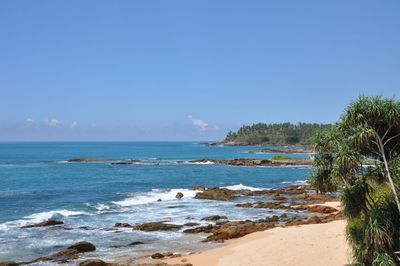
<box><xmin>0</xmin><ymin>142</ymin><xmax>311</xmax><ymax>263</ymax></box>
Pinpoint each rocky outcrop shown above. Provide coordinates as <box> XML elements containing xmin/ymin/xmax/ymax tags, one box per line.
<box><xmin>151</xmin><ymin>253</ymin><xmax>165</xmax><ymax>259</ymax></box>
<box><xmin>284</xmin><ymin>212</ymin><xmax>343</xmax><ymax>227</ymax></box>
<box><xmin>78</xmin><ymin>259</ymin><xmax>108</xmax><ymax>266</ymax></box>
<box><xmin>183</xmin><ymin>224</ymin><xmax>214</xmax><ymax>234</ymax></box>
<box><xmin>201</xmin><ymin>215</ymin><xmax>227</xmax><ymax>221</ymax></box>
<box><xmin>150</xmin><ymin>251</ymin><xmax>181</xmax><ymax>260</ymax></box>
<box><xmin>132</xmin><ymin>222</ymin><xmax>183</xmax><ymax>231</ymax></box>
<box><xmin>0</xmin><ymin>262</ymin><xmax>18</xmax><ymax>266</ymax></box>
<box><xmin>270</xmin><ymin>193</ymin><xmax>286</xmax><ymax>201</ymax></box>
<box><xmin>291</xmin><ymin>204</ymin><xmax>338</xmax><ymax>214</ymax></box>
<box><xmin>184</xmin><ymin>219</ymin><xmax>277</xmax><ymax>242</ymax></box>
<box><xmin>190</xmin><ymin>185</ymin><xmax>205</xmax><ymax>191</ymax></box>
<box><xmin>53</xmin><ymin>241</ymin><xmax>96</xmax><ymax>256</ymax></box>
<box><xmin>204</xmin><ymin>220</ymin><xmax>276</xmax><ymax>242</ymax></box>
<box><xmin>175</xmin><ymin>192</ymin><xmax>184</xmax><ymax>199</ymax></box>
<box><xmin>189</xmin><ymin>158</ymin><xmax>312</xmax><ymax>167</ymax></box>
<box><xmin>268</xmin><ymin>186</ymin><xmax>307</xmax><ymax>195</ymax></box>
<box><xmin>114</xmin><ymin>222</ymin><xmax>132</xmax><ymax>228</ymax></box>
<box><xmin>235</xmin><ymin>201</ymin><xmax>289</xmax><ymax>209</ymax></box>
<box><xmin>183</xmin><ymin>222</ymin><xmax>200</xmax><ymax>227</ymax></box>
<box><xmin>31</xmin><ymin>241</ymin><xmax>96</xmax><ymax>264</ymax></box>
<box><xmin>67</xmin><ymin>158</ymin><xmax>140</xmax><ymax>164</ymax></box>
<box><xmin>293</xmin><ymin>193</ymin><xmax>338</xmax><ymax>203</ymax></box>
<box><xmin>111</xmin><ymin>241</ymin><xmax>144</xmax><ymax>248</ymax></box>
<box><xmin>194</xmin><ymin>188</ymin><xmax>237</xmax><ymax>201</ymax></box>
<box><xmin>22</xmin><ymin>219</ymin><xmax>63</xmax><ymax>228</ymax></box>
<box><xmin>68</xmin><ymin>158</ymin><xmax>105</xmax><ymax>162</ymax></box>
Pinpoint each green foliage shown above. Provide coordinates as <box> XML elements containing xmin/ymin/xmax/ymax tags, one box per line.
<box><xmin>308</xmin><ymin>126</ymin><xmax>339</xmax><ymax>193</ymax></box>
<box><xmin>271</xmin><ymin>155</ymin><xmax>291</xmax><ymax>160</ymax></box>
<box><xmin>309</xmin><ymin>95</ymin><xmax>400</xmax><ymax>264</ymax></box>
<box><xmin>224</xmin><ymin>122</ymin><xmax>331</xmax><ymax>145</ymax></box>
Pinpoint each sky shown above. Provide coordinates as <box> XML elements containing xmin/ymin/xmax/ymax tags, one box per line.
<box><xmin>0</xmin><ymin>1</ymin><xmax>399</xmax><ymax>141</ymax></box>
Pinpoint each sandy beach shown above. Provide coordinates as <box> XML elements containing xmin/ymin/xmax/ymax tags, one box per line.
<box><xmin>165</xmin><ymin>202</ymin><xmax>350</xmax><ymax>266</ymax></box>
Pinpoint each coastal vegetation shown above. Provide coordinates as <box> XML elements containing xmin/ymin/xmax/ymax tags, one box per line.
<box><xmin>224</xmin><ymin>122</ymin><xmax>331</xmax><ymax>146</ymax></box>
<box><xmin>271</xmin><ymin>155</ymin><xmax>291</xmax><ymax>161</ymax></box>
<box><xmin>309</xmin><ymin>96</ymin><xmax>400</xmax><ymax>265</ymax></box>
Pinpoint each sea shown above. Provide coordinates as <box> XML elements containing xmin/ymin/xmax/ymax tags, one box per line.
<box><xmin>0</xmin><ymin>142</ymin><xmax>312</xmax><ymax>264</ymax></box>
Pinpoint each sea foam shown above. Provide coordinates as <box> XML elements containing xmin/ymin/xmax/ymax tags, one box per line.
<box><xmin>25</xmin><ymin>210</ymin><xmax>89</xmax><ymax>223</ymax></box>
<box><xmin>223</xmin><ymin>184</ymin><xmax>263</xmax><ymax>191</ymax></box>
<box><xmin>112</xmin><ymin>188</ymin><xmax>198</xmax><ymax>207</ymax></box>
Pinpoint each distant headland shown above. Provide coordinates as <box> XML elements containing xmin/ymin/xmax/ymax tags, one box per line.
<box><xmin>208</xmin><ymin>122</ymin><xmax>331</xmax><ymax>146</ymax></box>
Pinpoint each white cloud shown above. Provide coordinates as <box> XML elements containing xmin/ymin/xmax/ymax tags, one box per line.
<box><xmin>26</xmin><ymin>118</ymin><xmax>35</xmax><ymax>124</ymax></box>
<box><xmin>43</xmin><ymin>119</ymin><xmax>61</xmax><ymax>127</ymax></box>
<box><xmin>188</xmin><ymin>115</ymin><xmax>208</xmax><ymax>131</ymax></box>
<box><xmin>70</xmin><ymin>121</ymin><xmax>77</xmax><ymax>129</ymax></box>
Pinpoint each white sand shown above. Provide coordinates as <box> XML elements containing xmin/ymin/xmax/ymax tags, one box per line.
<box><xmin>167</xmin><ymin>201</ymin><xmax>351</xmax><ymax>266</ymax></box>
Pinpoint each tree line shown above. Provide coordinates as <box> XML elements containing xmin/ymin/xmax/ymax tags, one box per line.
<box><xmin>224</xmin><ymin>122</ymin><xmax>331</xmax><ymax>145</ymax></box>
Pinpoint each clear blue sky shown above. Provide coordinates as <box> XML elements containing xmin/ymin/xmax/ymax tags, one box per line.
<box><xmin>0</xmin><ymin>1</ymin><xmax>399</xmax><ymax>141</ymax></box>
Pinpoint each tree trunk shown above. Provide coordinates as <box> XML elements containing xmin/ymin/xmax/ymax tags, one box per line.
<box><xmin>378</xmin><ymin>137</ymin><xmax>400</xmax><ymax>216</ymax></box>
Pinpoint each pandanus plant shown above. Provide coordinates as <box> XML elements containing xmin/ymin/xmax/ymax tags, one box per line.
<box><xmin>310</xmin><ymin>96</ymin><xmax>400</xmax><ymax>265</ymax></box>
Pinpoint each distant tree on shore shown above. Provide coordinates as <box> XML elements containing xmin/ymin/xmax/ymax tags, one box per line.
<box><xmin>309</xmin><ymin>96</ymin><xmax>400</xmax><ymax>265</ymax></box>
<box><xmin>224</xmin><ymin>122</ymin><xmax>331</xmax><ymax>145</ymax></box>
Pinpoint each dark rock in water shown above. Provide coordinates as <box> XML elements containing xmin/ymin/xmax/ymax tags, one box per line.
<box><xmin>129</xmin><ymin>241</ymin><xmax>145</xmax><ymax>246</ymax></box>
<box><xmin>32</xmin><ymin>241</ymin><xmax>96</xmax><ymax>264</ymax></box>
<box><xmin>78</xmin><ymin>226</ymin><xmax>92</xmax><ymax>230</ymax></box>
<box><xmin>175</xmin><ymin>192</ymin><xmax>184</xmax><ymax>199</ymax></box>
<box><xmin>151</xmin><ymin>253</ymin><xmax>164</xmax><ymax>259</ymax></box>
<box><xmin>190</xmin><ymin>185</ymin><xmax>205</xmax><ymax>191</ymax></box>
<box><xmin>264</xmin><ymin>215</ymin><xmax>279</xmax><ymax>223</ymax></box>
<box><xmin>234</xmin><ymin>202</ymin><xmax>253</xmax><ymax>208</ymax></box>
<box><xmin>112</xmin><ymin>241</ymin><xmax>145</xmax><ymax>248</ymax></box>
<box><xmin>65</xmin><ymin>241</ymin><xmax>96</xmax><ymax>253</ymax></box>
<box><xmin>132</xmin><ymin>222</ymin><xmax>183</xmax><ymax>231</ymax></box>
<box><xmin>183</xmin><ymin>224</ymin><xmax>215</xmax><ymax>234</ymax></box>
<box><xmin>78</xmin><ymin>259</ymin><xmax>108</xmax><ymax>266</ymax></box>
<box><xmin>194</xmin><ymin>188</ymin><xmax>237</xmax><ymax>201</ymax></box>
<box><xmin>68</xmin><ymin>158</ymin><xmax>104</xmax><ymax>162</ymax></box>
<box><xmin>0</xmin><ymin>262</ymin><xmax>18</xmax><ymax>266</ymax></box>
<box><xmin>52</xmin><ymin>241</ymin><xmax>96</xmax><ymax>257</ymax></box>
<box><xmin>235</xmin><ymin>201</ymin><xmax>289</xmax><ymax>210</ymax></box>
<box><xmin>166</xmin><ymin>205</ymin><xmax>184</xmax><ymax>209</ymax></box>
<box><xmin>114</xmin><ymin>222</ymin><xmax>132</xmax><ymax>228</ymax></box>
<box><xmin>190</xmin><ymin>158</ymin><xmax>312</xmax><ymax>167</ymax></box>
<box><xmin>201</xmin><ymin>215</ymin><xmax>228</xmax><ymax>221</ymax></box>
<box><xmin>157</xmin><ymin>198</ymin><xmax>162</xmax><ymax>202</ymax></box>
<box><xmin>22</xmin><ymin>219</ymin><xmax>64</xmax><ymax>228</ymax></box>
<box><xmin>183</xmin><ymin>222</ymin><xmax>200</xmax><ymax>227</ymax></box>
<box><xmin>270</xmin><ymin>193</ymin><xmax>286</xmax><ymax>201</ymax></box>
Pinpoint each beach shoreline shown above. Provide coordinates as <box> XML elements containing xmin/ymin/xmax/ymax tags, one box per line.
<box><xmin>130</xmin><ymin>202</ymin><xmax>351</xmax><ymax>266</ymax></box>
<box><xmin>164</xmin><ymin>219</ymin><xmax>350</xmax><ymax>266</ymax></box>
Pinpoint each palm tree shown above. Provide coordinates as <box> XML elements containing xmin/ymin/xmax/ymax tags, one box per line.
<box><xmin>310</xmin><ymin>96</ymin><xmax>400</xmax><ymax>264</ymax></box>
<box><xmin>340</xmin><ymin>96</ymin><xmax>400</xmax><ymax>214</ymax></box>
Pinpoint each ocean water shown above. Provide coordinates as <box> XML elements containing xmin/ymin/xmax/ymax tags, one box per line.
<box><xmin>0</xmin><ymin>142</ymin><xmax>312</xmax><ymax>264</ymax></box>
